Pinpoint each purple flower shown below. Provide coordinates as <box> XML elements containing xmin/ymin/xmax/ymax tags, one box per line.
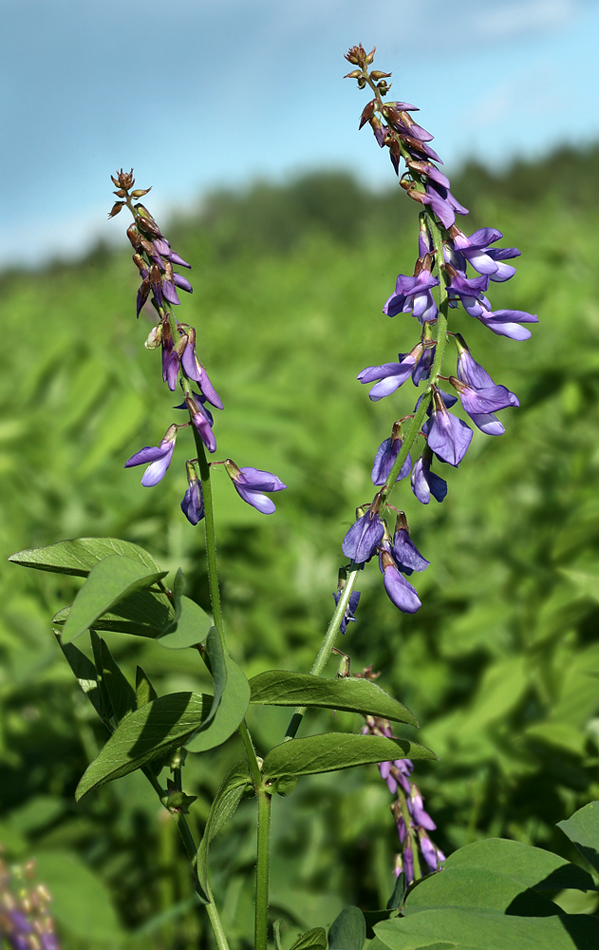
<box><xmin>177</xmin><ymin>391</ymin><xmax>216</xmax><ymax>453</ymax></box>
<box><xmin>153</xmin><ymin>236</ymin><xmax>191</xmax><ymax>269</ymax></box>
<box><xmin>423</xmin><ymin>391</ymin><xmax>473</xmax><ymax>466</ymax></box>
<box><xmin>161</xmin><ymin>318</ymin><xmax>180</xmax><ymax>391</ymax></box>
<box><xmin>342</xmin><ymin>508</ymin><xmax>385</xmax><ymax>563</ymax></box>
<box><xmin>358</xmin><ymin>345</ymin><xmax>424</xmax><ymax>401</ymax></box>
<box><xmin>412</xmin><ymin>343</ymin><xmax>435</xmax><ymax>385</ymax></box>
<box><xmin>224</xmin><ymin>461</ymin><xmax>286</xmax><ymax>514</ymax></box>
<box><xmin>474</xmin><ymin>307</ymin><xmax>539</xmax><ymax>340</ymax></box>
<box><xmin>333</xmin><ymin>590</ymin><xmax>361</xmax><ymax>634</ymax></box>
<box><xmin>419</xmin><ymin>830</ymin><xmax>445</xmax><ymax>870</ymax></box>
<box><xmin>420</xmin><ymin>181</ymin><xmax>468</xmax><ymax>229</ymax></box>
<box><xmin>408</xmin><ymin>784</ymin><xmax>437</xmax><ymax>831</ymax></box>
<box><xmin>410</xmin><ymin>454</ymin><xmax>447</xmax><ymax>504</ymax></box>
<box><xmin>180</xmin><ymin>327</ymin><xmax>224</xmax><ymax>410</ymax></box>
<box><xmin>371</xmin><ymin>431</ymin><xmax>412</xmax><ymax>486</ymax></box>
<box><xmin>383</xmin><ymin>268</ymin><xmax>439</xmax><ymax>322</ymax></box>
<box><xmin>451</xmin><ymin>375</ymin><xmax>518</xmax><ymax>436</ymax></box>
<box><xmin>447</xmin><ymin>271</ymin><xmax>490</xmax><ymax>315</ymax></box>
<box><xmin>450</xmin><ymin>226</ymin><xmax>518</xmax><ymax>280</ymax></box>
<box><xmin>125</xmin><ymin>425</ymin><xmax>177</xmax><ymax>486</ymax></box>
<box><xmin>379</xmin><ymin>550</ymin><xmax>421</xmax><ymax>613</ymax></box>
<box><xmin>392</xmin><ymin>524</ymin><xmax>430</xmax><ymax>576</ymax></box>
<box><xmin>181</xmin><ymin>463</ymin><xmax>205</xmax><ymax>525</ymax></box>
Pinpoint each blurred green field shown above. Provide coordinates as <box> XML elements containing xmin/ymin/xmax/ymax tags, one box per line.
<box><xmin>2</xmin><ymin>147</ymin><xmax>599</xmax><ymax>947</ymax></box>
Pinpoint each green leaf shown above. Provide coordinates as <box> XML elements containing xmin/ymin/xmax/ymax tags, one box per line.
<box><xmin>289</xmin><ymin>928</ymin><xmax>328</xmax><ymax>950</ymax></box>
<box><xmin>90</xmin><ymin>631</ymin><xmax>136</xmax><ymax>724</ymax></box>
<box><xmin>329</xmin><ymin>906</ymin><xmax>366</xmax><ymax>950</ymax></box>
<box><xmin>9</xmin><ymin>537</ymin><xmax>161</xmax><ymax>577</ymax></box>
<box><xmin>54</xmin><ymin>588</ymin><xmax>174</xmax><ymax>640</ymax></box>
<box><xmin>262</xmin><ymin>733</ymin><xmax>435</xmax><ymax>781</ymax></box>
<box><xmin>249</xmin><ymin>671</ymin><xmax>418</xmax><ymax>726</ymax></box>
<box><xmin>557</xmin><ymin>801</ymin><xmax>599</xmax><ymax>877</ymax></box>
<box><xmin>136</xmin><ymin>666</ymin><xmax>158</xmax><ymax>708</ymax></box>
<box><xmin>403</xmin><ymin>868</ymin><xmax>562</xmax><ymax>918</ymax></box>
<box><xmin>62</xmin><ymin>555</ymin><xmax>168</xmax><ymax>643</ymax></box>
<box><xmin>55</xmin><ymin>630</ymin><xmax>106</xmax><ymax>721</ymax></box>
<box><xmin>443</xmin><ymin>837</ymin><xmax>597</xmax><ymax>892</ymax></box>
<box><xmin>374</xmin><ymin>908</ymin><xmax>599</xmax><ymax>950</ymax></box>
<box><xmin>75</xmin><ymin>692</ymin><xmax>212</xmax><ymax>800</ymax></box>
<box><xmin>185</xmin><ymin>629</ymin><xmax>250</xmax><ymax>752</ymax></box>
<box><xmin>33</xmin><ymin>850</ymin><xmax>123</xmax><ymax>943</ymax></box>
<box><xmin>158</xmin><ymin>596</ymin><xmax>214</xmax><ymax>649</ymax></box>
<box><xmin>196</xmin><ymin>760</ymin><xmax>253</xmax><ymax>900</ymax></box>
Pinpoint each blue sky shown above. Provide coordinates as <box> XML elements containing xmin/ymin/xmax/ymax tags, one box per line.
<box><xmin>2</xmin><ymin>0</ymin><xmax>598</xmax><ymax>267</ymax></box>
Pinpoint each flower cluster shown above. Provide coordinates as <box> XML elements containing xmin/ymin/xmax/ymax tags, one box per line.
<box><xmin>340</xmin><ymin>47</ymin><xmax>537</xmax><ymax>613</ymax></box>
<box><xmin>363</xmin><ymin>715</ymin><xmax>445</xmax><ymax>884</ymax></box>
<box><xmin>110</xmin><ymin>170</ymin><xmax>286</xmax><ymax>522</ymax></box>
<box><xmin>0</xmin><ymin>855</ymin><xmax>60</xmax><ymax>950</ymax></box>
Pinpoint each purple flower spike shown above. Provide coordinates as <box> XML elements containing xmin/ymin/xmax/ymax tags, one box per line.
<box><xmin>359</xmin><ymin>345</ymin><xmax>423</xmax><ymax>401</ymax></box>
<box><xmin>371</xmin><ymin>434</ymin><xmax>411</xmax><ymax>486</ymax></box>
<box><xmin>225</xmin><ymin>461</ymin><xmax>286</xmax><ymax>514</ymax></box>
<box><xmin>379</xmin><ymin>550</ymin><xmax>421</xmax><ymax>613</ymax></box>
<box><xmin>181</xmin><ymin>463</ymin><xmax>205</xmax><ymax>525</ymax></box>
<box><xmin>125</xmin><ymin>424</ymin><xmax>177</xmax><ymax>486</ymax></box>
<box><xmin>342</xmin><ymin>509</ymin><xmax>385</xmax><ymax>563</ymax></box>
<box><xmin>424</xmin><ymin>391</ymin><xmax>473</xmax><ymax>466</ymax></box>
<box><xmin>411</xmin><ymin>454</ymin><xmax>447</xmax><ymax>505</ymax></box>
<box><xmin>333</xmin><ymin>590</ymin><xmax>361</xmax><ymax>634</ymax></box>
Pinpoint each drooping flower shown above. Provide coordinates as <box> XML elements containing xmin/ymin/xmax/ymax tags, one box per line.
<box><xmin>179</xmin><ymin>326</ymin><xmax>224</xmax><ymax>410</ymax></box>
<box><xmin>371</xmin><ymin>424</ymin><xmax>412</xmax><ymax>485</ymax></box>
<box><xmin>379</xmin><ymin>548</ymin><xmax>421</xmax><ymax>614</ymax></box>
<box><xmin>125</xmin><ymin>424</ymin><xmax>178</xmax><ymax>486</ymax></box>
<box><xmin>342</xmin><ymin>506</ymin><xmax>385</xmax><ymax>563</ymax></box>
<box><xmin>224</xmin><ymin>460</ymin><xmax>287</xmax><ymax>514</ymax></box>
<box><xmin>448</xmin><ymin>225</ymin><xmax>519</xmax><ymax>281</ymax></box>
<box><xmin>176</xmin><ymin>391</ymin><xmax>216</xmax><ymax>453</ymax></box>
<box><xmin>423</xmin><ymin>390</ymin><xmax>473</xmax><ymax>466</ymax></box>
<box><xmin>391</xmin><ymin>515</ymin><xmax>430</xmax><ymax>576</ymax></box>
<box><xmin>181</xmin><ymin>462</ymin><xmax>205</xmax><ymax>525</ymax></box>
<box><xmin>450</xmin><ymin>374</ymin><xmax>518</xmax><ymax>436</ymax></box>
<box><xmin>410</xmin><ymin>451</ymin><xmax>448</xmax><ymax>504</ymax></box>
<box><xmin>333</xmin><ymin>589</ymin><xmax>361</xmax><ymax>634</ymax></box>
<box><xmin>474</xmin><ymin>307</ymin><xmax>539</xmax><ymax>340</ymax></box>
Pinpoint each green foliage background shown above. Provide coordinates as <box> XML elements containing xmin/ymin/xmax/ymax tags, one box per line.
<box><xmin>2</xmin><ymin>145</ymin><xmax>599</xmax><ymax>946</ymax></box>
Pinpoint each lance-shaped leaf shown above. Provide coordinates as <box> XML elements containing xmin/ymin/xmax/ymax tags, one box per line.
<box><xmin>75</xmin><ymin>692</ymin><xmax>213</xmax><ymax>800</ymax></box>
<box><xmin>196</xmin><ymin>761</ymin><xmax>253</xmax><ymax>901</ymax></box>
<box><xmin>9</xmin><ymin>537</ymin><xmax>161</xmax><ymax>576</ymax></box>
<box><xmin>557</xmin><ymin>801</ymin><xmax>599</xmax><ymax>877</ymax></box>
<box><xmin>185</xmin><ymin>627</ymin><xmax>250</xmax><ymax>752</ymax></box>
<box><xmin>62</xmin><ymin>555</ymin><xmax>168</xmax><ymax>643</ymax></box>
<box><xmin>136</xmin><ymin>666</ymin><xmax>158</xmax><ymax>708</ymax></box>
<box><xmin>55</xmin><ymin>630</ymin><xmax>106</xmax><ymax>721</ymax></box>
<box><xmin>54</xmin><ymin>588</ymin><xmax>174</xmax><ymax>640</ymax></box>
<box><xmin>90</xmin><ymin>631</ymin><xmax>137</xmax><ymax>724</ymax></box>
<box><xmin>262</xmin><ymin>734</ymin><xmax>435</xmax><ymax>782</ymax></box>
<box><xmin>249</xmin><ymin>671</ymin><xmax>418</xmax><ymax>726</ymax></box>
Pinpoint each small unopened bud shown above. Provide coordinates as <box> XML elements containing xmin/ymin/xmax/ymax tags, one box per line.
<box><xmin>357</xmin><ymin>77</ymin><xmax>366</xmax><ymax>89</ymax></box>
<box><xmin>370</xmin><ymin>70</ymin><xmax>391</xmax><ymax>80</ymax></box>
<box><xmin>113</xmin><ymin>188</ymin><xmax>127</xmax><ymax>198</ymax></box>
<box><xmin>145</xmin><ymin>325</ymin><xmax>163</xmax><ymax>349</ymax></box>
<box><xmin>111</xmin><ymin>168</ymin><xmax>135</xmax><ymax>190</ymax></box>
<box><xmin>131</xmin><ymin>187</ymin><xmax>152</xmax><ymax>198</ymax></box>
<box><xmin>395</xmin><ymin>511</ymin><xmax>409</xmax><ymax>534</ymax></box>
<box><xmin>132</xmin><ymin>252</ymin><xmax>146</xmax><ymax>274</ymax></box>
<box><xmin>343</xmin><ymin>69</ymin><xmax>362</xmax><ymax>79</ymax></box>
<box><xmin>365</xmin><ymin>46</ymin><xmax>376</xmax><ymax>65</ymax></box>
<box><xmin>376</xmin><ymin>80</ymin><xmax>390</xmax><ymax>95</ymax></box>
<box><xmin>108</xmin><ymin>201</ymin><xmax>124</xmax><ymax>218</ymax></box>
<box><xmin>359</xmin><ymin>99</ymin><xmax>376</xmax><ymax>129</ymax></box>
<box><xmin>126</xmin><ymin>224</ymin><xmax>140</xmax><ymax>249</ymax></box>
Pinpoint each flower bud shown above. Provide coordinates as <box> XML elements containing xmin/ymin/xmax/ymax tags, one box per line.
<box><xmin>145</xmin><ymin>324</ymin><xmax>163</xmax><ymax>349</ymax></box>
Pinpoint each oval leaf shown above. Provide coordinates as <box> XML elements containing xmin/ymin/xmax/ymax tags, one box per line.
<box><xmin>62</xmin><ymin>555</ymin><xmax>168</xmax><ymax>643</ymax></box>
<box><xmin>158</xmin><ymin>596</ymin><xmax>213</xmax><ymax>649</ymax></box>
<box><xmin>9</xmin><ymin>537</ymin><xmax>160</xmax><ymax>576</ymax></box>
<box><xmin>403</xmin><ymin>867</ymin><xmax>563</xmax><ymax>918</ymax></box>
<box><xmin>557</xmin><ymin>801</ymin><xmax>599</xmax><ymax>877</ymax></box>
<box><xmin>249</xmin><ymin>671</ymin><xmax>418</xmax><ymax>726</ymax></box>
<box><xmin>185</xmin><ymin>628</ymin><xmax>250</xmax><ymax>752</ymax></box>
<box><xmin>329</xmin><ymin>906</ymin><xmax>367</xmax><ymax>950</ymax></box>
<box><xmin>76</xmin><ymin>692</ymin><xmax>212</xmax><ymax>800</ymax></box>
<box><xmin>262</xmin><ymin>733</ymin><xmax>435</xmax><ymax>781</ymax></box>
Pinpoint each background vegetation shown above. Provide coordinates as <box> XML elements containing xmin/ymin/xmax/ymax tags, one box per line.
<box><xmin>2</xmin><ymin>143</ymin><xmax>599</xmax><ymax>947</ymax></box>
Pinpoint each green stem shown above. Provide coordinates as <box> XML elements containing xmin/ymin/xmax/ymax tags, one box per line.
<box><xmin>255</xmin><ymin>788</ymin><xmax>272</xmax><ymax>950</ymax></box>
<box><xmin>193</xmin><ymin>434</ymin><xmax>226</xmax><ymax>646</ymax></box>
<box><xmin>285</xmin><ymin>565</ymin><xmax>361</xmax><ymax>740</ymax></box>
